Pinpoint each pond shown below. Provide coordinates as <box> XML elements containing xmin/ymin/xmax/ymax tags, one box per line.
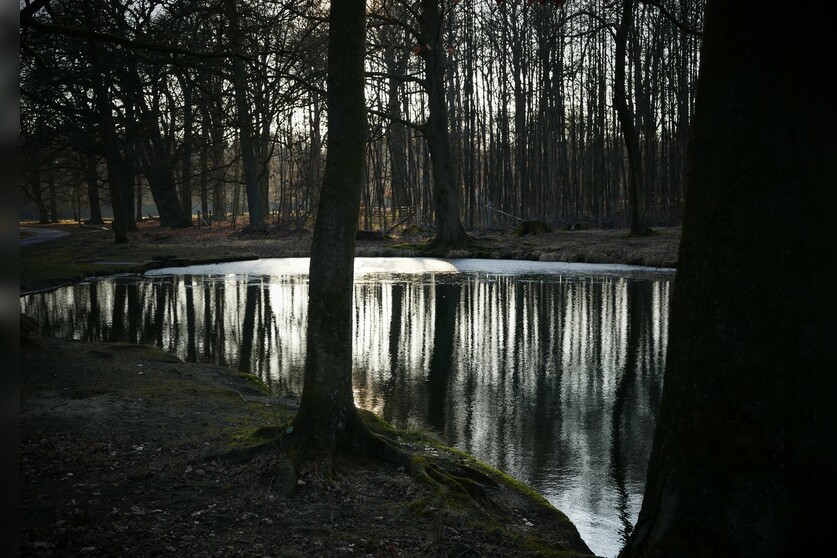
<box><xmin>20</xmin><ymin>257</ymin><xmax>674</xmax><ymax>558</ymax></box>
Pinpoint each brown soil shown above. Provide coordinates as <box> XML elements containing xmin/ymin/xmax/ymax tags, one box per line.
<box><xmin>20</xmin><ymin>336</ymin><xmax>593</xmax><ymax>557</ymax></box>
<box><xmin>20</xmin><ymin>220</ymin><xmax>679</xmax><ymax>557</ymax></box>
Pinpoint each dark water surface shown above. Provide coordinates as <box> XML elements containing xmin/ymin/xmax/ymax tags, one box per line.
<box><xmin>20</xmin><ymin>257</ymin><xmax>673</xmax><ymax>557</ymax></box>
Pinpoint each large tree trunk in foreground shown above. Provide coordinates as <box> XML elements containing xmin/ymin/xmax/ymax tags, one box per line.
<box><xmin>619</xmin><ymin>2</ymin><xmax>823</xmax><ymax>556</ymax></box>
<box><xmin>290</xmin><ymin>0</ymin><xmax>369</xmax><ymax>456</ymax></box>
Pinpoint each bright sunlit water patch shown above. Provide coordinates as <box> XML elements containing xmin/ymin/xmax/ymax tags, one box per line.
<box><xmin>146</xmin><ymin>256</ymin><xmax>672</xmax><ymax>280</ymax></box>
<box><xmin>21</xmin><ymin>257</ymin><xmax>673</xmax><ymax>558</ymax></box>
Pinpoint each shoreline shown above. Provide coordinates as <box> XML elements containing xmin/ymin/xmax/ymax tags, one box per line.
<box><xmin>20</xmin><ymin>221</ymin><xmax>680</xmax><ymax>295</ymax></box>
<box><xmin>20</xmin><ymin>221</ymin><xmax>680</xmax><ymax>556</ymax></box>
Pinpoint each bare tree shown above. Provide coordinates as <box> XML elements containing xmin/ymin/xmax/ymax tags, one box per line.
<box><xmin>619</xmin><ymin>1</ymin><xmax>823</xmax><ymax>555</ymax></box>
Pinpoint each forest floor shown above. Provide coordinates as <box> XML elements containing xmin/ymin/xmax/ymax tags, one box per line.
<box><xmin>19</xmin><ymin>219</ymin><xmax>680</xmax><ymax>557</ymax></box>
<box><xmin>19</xmin><ymin>219</ymin><xmax>679</xmax><ymax>294</ymax></box>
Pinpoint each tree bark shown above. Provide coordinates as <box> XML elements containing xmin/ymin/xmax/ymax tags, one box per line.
<box><xmin>383</xmin><ymin>40</ymin><xmax>408</xmax><ymax>215</ymax></box>
<box><xmin>291</xmin><ymin>0</ymin><xmax>369</xmax><ymax>456</ymax></box>
<box><xmin>199</xmin><ymin>101</ymin><xmax>210</xmax><ymax>220</ymax></box>
<box><xmin>614</xmin><ymin>0</ymin><xmax>650</xmax><ymax>236</ymax></box>
<box><xmin>83</xmin><ymin>1</ymin><xmax>127</xmax><ymax>243</ymax></box>
<box><xmin>178</xmin><ymin>74</ymin><xmax>194</xmax><ymax>225</ymax></box>
<box><xmin>619</xmin><ymin>1</ymin><xmax>823</xmax><ymax>556</ymax></box>
<box><xmin>84</xmin><ymin>153</ymin><xmax>103</xmax><ymax>224</ymax></box>
<box><xmin>225</xmin><ymin>0</ymin><xmax>264</xmax><ymax>227</ymax></box>
<box><xmin>420</xmin><ymin>0</ymin><xmax>469</xmax><ymax>250</ymax></box>
<box><xmin>92</xmin><ymin>82</ymin><xmax>128</xmax><ymax>243</ymax></box>
<box><xmin>211</xmin><ymin>102</ymin><xmax>227</xmax><ymax>221</ymax></box>
<box><xmin>119</xmin><ymin>133</ymin><xmax>138</xmax><ymax>232</ymax></box>
<box><xmin>129</xmin><ymin>63</ymin><xmax>189</xmax><ymax>228</ymax></box>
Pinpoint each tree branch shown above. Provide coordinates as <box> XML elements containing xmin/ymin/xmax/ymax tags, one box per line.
<box><xmin>638</xmin><ymin>0</ymin><xmax>701</xmax><ymax>36</ymax></box>
<box><xmin>20</xmin><ymin>0</ymin><xmax>52</xmax><ymax>27</ymax></box>
<box><xmin>24</xmin><ymin>19</ymin><xmax>241</xmax><ymax>61</ymax></box>
<box><xmin>367</xmin><ymin>107</ymin><xmax>424</xmax><ymax>134</ymax></box>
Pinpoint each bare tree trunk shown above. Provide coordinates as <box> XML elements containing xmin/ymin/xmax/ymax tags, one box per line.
<box><xmin>85</xmin><ymin>153</ymin><xmax>103</xmax><ymax>224</ymax></box>
<box><xmin>291</xmin><ymin>0</ymin><xmax>372</xmax><ymax>456</ymax></box>
<box><xmin>211</xmin><ymin>109</ymin><xmax>226</xmax><ymax>221</ymax></box>
<box><xmin>120</xmin><ymin>129</ymin><xmax>138</xmax><ymax>232</ymax></box>
<box><xmin>420</xmin><ymin>0</ymin><xmax>468</xmax><ymax>250</ymax></box>
<box><xmin>178</xmin><ymin>74</ymin><xmax>194</xmax><ymax>225</ymax></box>
<box><xmin>614</xmin><ymin>0</ymin><xmax>651</xmax><ymax>236</ymax></box>
<box><xmin>47</xmin><ymin>165</ymin><xmax>58</xmax><ymax>223</ymax></box>
<box><xmin>87</xmin><ymin>42</ymin><xmax>127</xmax><ymax>241</ymax></box>
<box><xmin>620</xmin><ymin>1</ymin><xmax>822</xmax><ymax>555</ymax></box>
<box><xmin>383</xmin><ymin>38</ymin><xmax>408</xmax><ymax>217</ymax></box>
<box><xmin>225</xmin><ymin>0</ymin><xmax>263</xmax><ymax>226</ymax></box>
<box><xmin>199</xmin><ymin>105</ymin><xmax>210</xmax><ymax>220</ymax></box>
<box><xmin>129</xmin><ymin>63</ymin><xmax>188</xmax><ymax>228</ymax></box>
<box><xmin>135</xmin><ymin>177</ymin><xmax>143</xmax><ymax>222</ymax></box>
<box><xmin>30</xmin><ymin>170</ymin><xmax>49</xmax><ymax>224</ymax></box>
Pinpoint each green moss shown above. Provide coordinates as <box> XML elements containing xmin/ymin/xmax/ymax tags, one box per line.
<box><xmin>234</xmin><ymin>372</ymin><xmax>271</xmax><ymax>396</ymax></box>
<box><xmin>519</xmin><ymin>533</ymin><xmax>588</xmax><ymax>557</ymax></box>
<box><xmin>357</xmin><ymin>410</ymin><xmax>561</xmax><ymax>521</ymax></box>
<box><xmin>390</xmin><ymin>242</ymin><xmax>424</xmax><ymax>251</ymax></box>
<box><xmin>441</xmin><ymin>446</ymin><xmax>555</xmax><ymax>510</ymax></box>
<box><xmin>228</xmin><ymin>423</ymin><xmax>287</xmax><ymax>448</ymax></box>
<box><xmin>357</xmin><ymin>409</ymin><xmax>399</xmax><ymax>438</ymax></box>
<box><xmin>399</xmin><ymin>421</ymin><xmax>443</xmax><ymax>445</ymax></box>
<box><xmin>249</xmin><ymin>425</ymin><xmax>287</xmax><ymax>440</ymax></box>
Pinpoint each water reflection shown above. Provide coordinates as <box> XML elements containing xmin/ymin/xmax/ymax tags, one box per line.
<box><xmin>20</xmin><ymin>262</ymin><xmax>671</xmax><ymax>558</ymax></box>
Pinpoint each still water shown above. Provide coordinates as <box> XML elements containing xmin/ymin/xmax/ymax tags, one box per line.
<box><xmin>20</xmin><ymin>257</ymin><xmax>673</xmax><ymax>558</ymax></box>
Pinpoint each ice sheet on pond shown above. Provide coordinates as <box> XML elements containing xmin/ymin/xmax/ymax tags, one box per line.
<box><xmin>145</xmin><ymin>256</ymin><xmax>675</xmax><ymax>280</ymax></box>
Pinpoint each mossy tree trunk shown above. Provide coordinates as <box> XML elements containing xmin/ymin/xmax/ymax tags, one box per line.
<box><xmin>290</xmin><ymin>0</ymin><xmax>370</xmax><ymax>458</ymax></box>
<box><xmin>619</xmin><ymin>1</ymin><xmax>823</xmax><ymax>556</ymax></box>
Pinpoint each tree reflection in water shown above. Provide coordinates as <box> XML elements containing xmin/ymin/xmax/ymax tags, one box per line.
<box><xmin>21</xmin><ymin>264</ymin><xmax>671</xmax><ymax>558</ymax></box>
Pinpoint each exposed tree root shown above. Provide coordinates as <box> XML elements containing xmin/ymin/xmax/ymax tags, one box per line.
<box><xmin>413</xmin><ymin>459</ymin><xmax>506</xmax><ymax>516</ymax></box>
<box><xmin>210</xmin><ymin>407</ymin><xmax>507</xmax><ymax>514</ymax></box>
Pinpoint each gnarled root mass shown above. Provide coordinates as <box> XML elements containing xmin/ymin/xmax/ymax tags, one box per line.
<box><xmin>136</xmin><ymin>404</ymin><xmax>594</xmax><ymax>557</ymax></box>
<box><xmin>290</xmin><ymin>408</ymin><xmax>505</xmax><ymax>517</ymax></box>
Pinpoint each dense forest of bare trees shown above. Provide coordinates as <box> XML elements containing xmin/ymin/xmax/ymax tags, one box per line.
<box><xmin>19</xmin><ymin>0</ymin><xmax>703</xmax><ymax>240</ymax></box>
